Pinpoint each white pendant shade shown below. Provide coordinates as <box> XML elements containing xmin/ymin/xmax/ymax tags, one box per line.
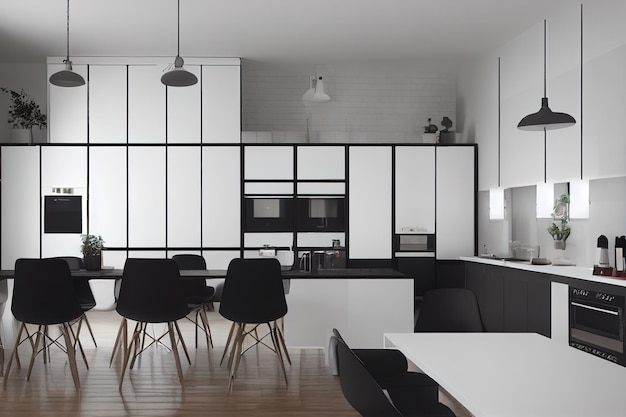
<box><xmin>303</xmin><ymin>76</ymin><xmax>330</xmax><ymax>103</ymax></box>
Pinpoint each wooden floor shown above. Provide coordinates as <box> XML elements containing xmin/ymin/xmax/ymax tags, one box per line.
<box><xmin>0</xmin><ymin>308</ymin><xmax>469</xmax><ymax>417</ymax></box>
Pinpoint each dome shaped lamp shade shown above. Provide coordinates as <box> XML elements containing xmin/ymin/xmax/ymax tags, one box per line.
<box><xmin>311</xmin><ymin>76</ymin><xmax>330</xmax><ymax>102</ymax></box>
<box><xmin>517</xmin><ymin>20</ymin><xmax>575</xmax><ymax>131</ymax></box>
<box><xmin>161</xmin><ymin>0</ymin><xmax>197</xmax><ymax>87</ymax></box>
<box><xmin>517</xmin><ymin>97</ymin><xmax>576</xmax><ymax>131</ymax></box>
<box><xmin>49</xmin><ymin>0</ymin><xmax>85</xmax><ymax>87</ymax></box>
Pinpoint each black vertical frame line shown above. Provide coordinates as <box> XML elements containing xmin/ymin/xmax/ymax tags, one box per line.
<box><xmin>86</xmin><ymin>64</ymin><xmax>90</xmax><ymax>236</ymax></box>
<box><xmin>239</xmin><ymin>145</ymin><xmax>245</xmax><ymax>259</ymax></box>
<box><xmin>165</xmin><ymin>86</ymin><xmax>169</xmax><ymax>257</ymax></box>
<box><xmin>391</xmin><ymin>145</ymin><xmax>396</xmax><ymax>262</ymax></box>
<box><xmin>292</xmin><ymin>146</ymin><xmax>298</xmax><ymax>262</ymax></box>
<box><xmin>544</xmin><ymin>129</ymin><xmax>547</xmax><ymax>183</ymax></box>
<box><xmin>498</xmin><ymin>57</ymin><xmax>501</xmax><ymax>188</ymax></box>
<box><xmin>433</xmin><ymin>146</ymin><xmax>438</xmax><ymax>259</ymax></box>
<box><xmin>473</xmin><ymin>144</ymin><xmax>479</xmax><ymax>256</ymax></box>
<box><xmin>39</xmin><ymin>145</ymin><xmax>43</xmax><ymax>258</ymax></box>
<box><xmin>199</xmin><ymin>66</ymin><xmax>204</xmax><ymax>254</ymax></box>
<box><xmin>125</xmin><ymin>65</ymin><xmax>130</xmax><ymax>259</ymax></box>
<box><xmin>0</xmin><ymin>146</ymin><xmax>2</xmax><ymax>267</ymax></box>
<box><xmin>580</xmin><ymin>3</ymin><xmax>584</xmax><ymax>180</ymax></box>
<box><xmin>344</xmin><ymin>144</ymin><xmax>350</xmax><ymax>263</ymax></box>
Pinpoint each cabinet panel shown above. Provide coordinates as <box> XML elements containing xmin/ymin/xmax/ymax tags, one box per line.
<box><xmin>128</xmin><ymin>147</ymin><xmax>166</xmax><ymax>246</ymax></box>
<box><xmin>1</xmin><ymin>147</ymin><xmax>40</xmax><ymax>268</ymax></box>
<box><xmin>202</xmin><ymin>65</ymin><xmax>241</xmax><ymax>143</ymax></box>
<box><xmin>89</xmin><ymin>65</ymin><xmax>127</xmax><ymax>144</ymax></box>
<box><xmin>297</xmin><ymin>146</ymin><xmax>345</xmax><ymax>180</ymax></box>
<box><xmin>528</xmin><ymin>275</ymin><xmax>551</xmax><ymax>337</ymax></box>
<box><xmin>503</xmin><ymin>270</ymin><xmax>528</xmax><ymax>332</ymax></box>
<box><xmin>128</xmin><ymin>65</ymin><xmax>166</xmax><ymax>143</ymax></box>
<box><xmin>349</xmin><ymin>146</ymin><xmax>392</xmax><ymax>259</ymax></box>
<box><xmin>167</xmin><ymin>66</ymin><xmax>201</xmax><ymax>143</ymax></box>
<box><xmin>48</xmin><ymin>64</ymin><xmax>88</xmax><ymax>143</ymax></box>
<box><xmin>482</xmin><ymin>266</ymin><xmax>504</xmax><ymax>332</ymax></box>
<box><xmin>395</xmin><ymin>146</ymin><xmax>435</xmax><ymax>234</ymax></box>
<box><xmin>89</xmin><ymin>147</ymin><xmax>127</xmax><ymax>248</ymax></box>
<box><xmin>244</xmin><ymin>146</ymin><xmax>293</xmax><ymax>180</ymax></box>
<box><xmin>167</xmin><ymin>147</ymin><xmax>201</xmax><ymax>247</ymax></box>
<box><xmin>436</xmin><ymin>147</ymin><xmax>475</xmax><ymax>259</ymax></box>
<box><xmin>202</xmin><ymin>146</ymin><xmax>241</xmax><ymax>248</ymax></box>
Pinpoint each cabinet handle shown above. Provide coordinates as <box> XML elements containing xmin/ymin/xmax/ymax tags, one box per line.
<box><xmin>571</xmin><ymin>301</ymin><xmax>619</xmax><ymax>316</ymax></box>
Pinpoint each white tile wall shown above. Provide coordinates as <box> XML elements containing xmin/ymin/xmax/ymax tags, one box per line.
<box><xmin>242</xmin><ymin>63</ymin><xmax>457</xmax><ymax>144</ymax></box>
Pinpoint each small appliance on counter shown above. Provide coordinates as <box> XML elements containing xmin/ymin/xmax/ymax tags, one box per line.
<box><xmin>616</xmin><ymin>236</ymin><xmax>626</xmax><ymax>273</ymax></box>
<box><xmin>593</xmin><ymin>235</ymin><xmax>614</xmax><ymax>276</ymax></box>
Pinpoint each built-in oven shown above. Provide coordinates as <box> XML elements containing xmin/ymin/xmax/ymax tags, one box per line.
<box><xmin>243</xmin><ymin>197</ymin><xmax>294</xmax><ymax>232</ymax></box>
<box><xmin>569</xmin><ymin>287</ymin><xmax>625</xmax><ymax>365</ymax></box>
<box><xmin>296</xmin><ymin>197</ymin><xmax>345</xmax><ymax>232</ymax></box>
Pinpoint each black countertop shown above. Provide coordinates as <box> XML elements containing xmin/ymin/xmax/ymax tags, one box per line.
<box><xmin>1</xmin><ymin>267</ymin><xmax>406</xmax><ymax>280</ymax></box>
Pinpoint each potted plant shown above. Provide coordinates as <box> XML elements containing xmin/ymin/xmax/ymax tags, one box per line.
<box><xmin>1</xmin><ymin>87</ymin><xmax>47</xmax><ymax>143</ymax></box>
<box><xmin>547</xmin><ymin>194</ymin><xmax>571</xmax><ymax>250</ymax></box>
<box><xmin>81</xmin><ymin>234</ymin><xmax>104</xmax><ymax>271</ymax></box>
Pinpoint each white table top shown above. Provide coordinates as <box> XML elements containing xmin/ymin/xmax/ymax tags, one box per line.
<box><xmin>384</xmin><ymin>333</ymin><xmax>626</xmax><ymax>417</ymax></box>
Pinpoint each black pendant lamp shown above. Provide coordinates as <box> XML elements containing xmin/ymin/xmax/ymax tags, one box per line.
<box><xmin>517</xmin><ymin>20</ymin><xmax>575</xmax><ymax>131</ymax></box>
<box><xmin>49</xmin><ymin>0</ymin><xmax>85</xmax><ymax>87</ymax></box>
<box><xmin>161</xmin><ymin>0</ymin><xmax>197</xmax><ymax>87</ymax></box>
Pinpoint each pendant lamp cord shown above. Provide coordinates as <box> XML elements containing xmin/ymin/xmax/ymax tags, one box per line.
<box><xmin>65</xmin><ymin>0</ymin><xmax>70</xmax><ymax>62</ymax></box>
<box><xmin>177</xmin><ymin>0</ymin><xmax>181</xmax><ymax>56</ymax></box>
<box><xmin>543</xmin><ymin>19</ymin><xmax>547</xmax><ymax>98</ymax></box>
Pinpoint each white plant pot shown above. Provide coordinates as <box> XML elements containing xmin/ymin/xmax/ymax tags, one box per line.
<box><xmin>9</xmin><ymin>128</ymin><xmax>32</xmax><ymax>144</ymax></box>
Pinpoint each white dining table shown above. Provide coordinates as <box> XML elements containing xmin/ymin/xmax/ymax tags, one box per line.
<box><xmin>384</xmin><ymin>332</ymin><xmax>626</xmax><ymax>417</ymax></box>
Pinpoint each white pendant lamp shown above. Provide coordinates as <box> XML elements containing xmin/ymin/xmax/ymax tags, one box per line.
<box><xmin>517</xmin><ymin>20</ymin><xmax>575</xmax><ymax>131</ymax></box>
<box><xmin>49</xmin><ymin>0</ymin><xmax>85</xmax><ymax>87</ymax></box>
<box><xmin>161</xmin><ymin>0</ymin><xmax>197</xmax><ymax>87</ymax></box>
<box><xmin>302</xmin><ymin>76</ymin><xmax>330</xmax><ymax>103</ymax></box>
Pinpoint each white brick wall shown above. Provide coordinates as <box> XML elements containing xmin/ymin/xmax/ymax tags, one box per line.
<box><xmin>242</xmin><ymin>63</ymin><xmax>457</xmax><ymax>143</ymax></box>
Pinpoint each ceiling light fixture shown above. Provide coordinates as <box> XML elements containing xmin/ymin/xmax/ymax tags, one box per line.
<box><xmin>49</xmin><ymin>0</ymin><xmax>85</xmax><ymax>87</ymax></box>
<box><xmin>302</xmin><ymin>76</ymin><xmax>330</xmax><ymax>103</ymax></box>
<box><xmin>161</xmin><ymin>0</ymin><xmax>197</xmax><ymax>87</ymax></box>
<box><xmin>517</xmin><ymin>20</ymin><xmax>575</xmax><ymax>131</ymax></box>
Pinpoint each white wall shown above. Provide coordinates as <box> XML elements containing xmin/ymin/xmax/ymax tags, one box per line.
<box><xmin>242</xmin><ymin>62</ymin><xmax>458</xmax><ymax>143</ymax></box>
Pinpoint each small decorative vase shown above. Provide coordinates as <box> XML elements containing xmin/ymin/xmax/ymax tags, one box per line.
<box><xmin>83</xmin><ymin>254</ymin><xmax>102</xmax><ymax>271</ymax></box>
<box><xmin>554</xmin><ymin>240</ymin><xmax>566</xmax><ymax>250</ymax></box>
<box><xmin>10</xmin><ymin>128</ymin><xmax>32</xmax><ymax>144</ymax></box>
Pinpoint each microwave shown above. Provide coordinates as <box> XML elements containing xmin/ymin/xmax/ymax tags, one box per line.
<box><xmin>296</xmin><ymin>197</ymin><xmax>345</xmax><ymax>232</ymax></box>
<box><xmin>244</xmin><ymin>197</ymin><xmax>294</xmax><ymax>232</ymax></box>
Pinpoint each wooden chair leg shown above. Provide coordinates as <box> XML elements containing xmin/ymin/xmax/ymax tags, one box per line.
<box><xmin>26</xmin><ymin>326</ymin><xmax>43</xmax><ymax>381</ymax></box>
<box><xmin>168</xmin><ymin>322</ymin><xmax>185</xmax><ymax>388</ymax></box>
<box><xmin>227</xmin><ymin>323</ymin><xmax>245</xmax><ymax>394</ymax></box>
<box><xmin>81</xmin><ymin>313</ymin><xmax>98</xmax><ymax>347</ymax></box>
<box><xmin>3</xmin><ymin>323</ymin><xmax>26</xmax><ymax>389</ymax></box>
<box><xmin>61</xmin><ymin>322</ymin><xmax>80</xmax><ymax>390</ymax></box>
<box><xmin>270</xmin><ymin>323</ymin><xmax>288</xmax><ymax>387</ymax></box>
<box><xmin>119</xmin><ymin>322</ymin><xmax>142</xmax><ymax>391</ymax></box>
<box><xmin>173</xmin><ymin>321</ymin><xmax>191</xmax><ymax>365</ymax></box>
<box><xmin>199</xmin><ymin>306</ymin><xmax>213</xmax><ymax>348</ymax></box>
<box><xmin>220</xmin><ymin>321</ymin><xmax>236</xmax><ymax>366</ymax></box>
<box><xmin>274</xmin><ymin>321</ymin><xmax>291</xmax><ymax>365</ymax></box>
<box><xmin>109</xmin><ymin>318</ymin><xmax>127</xmax><ymax>366</ymax></box>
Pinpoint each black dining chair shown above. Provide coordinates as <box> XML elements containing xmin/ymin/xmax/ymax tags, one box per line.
<box><xmin>115</xmin><ymin>258</ymin><xmax>190</xmax><ymax>389</ymax></box>
<box><xmin>414</xmin><ymin>288</ymin><xmax>485</xmax><ymax>332</ymax></box>
<box><xmin>219</xmin><ymin>257</ymin><xmax>289</xmax><ymax>393</ymax></box>
<box><xmin>0</xmin><ymin>278</ymin><xmax>8</xmax><ymax>377</ymax></box>
<box><xmin>172</xmin><ymin>254</ymin><xmax>215</xmax><ymax>348</ymax></box>
<box><xmin>332</xmin><ymin>328</ymin><xmax>439</xmax><ymax>403</ymax></box>
<box><xmin>3</xmin><ymin>258</ymin><xmax>84</xmax><ymax>390</ymax></box>
<box><xmin>52</xmin><ymin>256</ymin><xmax>98</xmax><ymax>347</ymax></box>
<box><xmin>336</xmin><ymin>336</ymin><xmax>456</xmax><ymax>417</ymax></box>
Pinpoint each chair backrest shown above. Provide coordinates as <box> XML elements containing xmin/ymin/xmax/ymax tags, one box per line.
<box><xmin>116</xmin><ymin>258</ymin><xmax>188</xmax><ymax>323</ymax></box>
<box><xmin>415</xmin><ymin>288</ymin><xmax>485</xmax><ymax>332</ymax></box>
<box><xmin>12</xmin><ymin>258</ymin><xmax>83</xmax><ymax>325</ymax></box>
<box><xmin>336</xmin><ymin>338</ymin><xmax>403</xmax><ymax>417</ymax></box>
<box><xmin>219</xmin><ymin>258</ymin><xmax>286</xmax><ymax>324</ymax></box>
<box><xmin>52</xmin><ymin>256</ymin><xmax>84</xmax><ymax>271</ymax></box>
<box><xmin>172</xmin><ymin>254</ymin><xmax>207</xmax><ymax>270</ymax></box>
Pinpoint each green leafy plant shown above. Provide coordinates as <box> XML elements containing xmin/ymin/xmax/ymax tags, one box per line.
<box><xmin>547</xmin><ymin>194</ymin><xmax>571</xmax><ymax>242</ymax></box>
<box><xmin>81</xmin><ymin>234</ymin><xmax>104</xmax><ymax>256</ymax></box>
<box><xmin>1</xmin><ymin>87</ymin><xmax>47</xmax><ymax>128</ymax></box>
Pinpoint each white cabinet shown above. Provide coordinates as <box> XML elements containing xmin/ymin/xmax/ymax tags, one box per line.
<box><xmin>499</xmin><ymin>21</ymin><xmax>544</xmax><ymax>188</ymax></box>
<box><xmin>168</xmin><ymin>147</ymin><xmax>201</xmax><ymax>247</ymax></box>
<box><xmin>168</xmin><ymin>66</ymin><xmax>201</xmax><ymax>143</ymax></box>
<box><xmin>582</xmin><ymin>1</ymin><xmax>626</xmax><ymax>180</ymax></box>
<box><xmin>202</xmin><ymin>146</ymin><xmax>241</xmax><ymax>248</ymax></box>
<box><xmin>395</xmin><ymin>146</ymin><xmax>435</xmax><ymax>234</ymax></box>
<box><xmin>89</xmin><ymin>65</ymin><xmax>127</xmax><ymax>143</ymax></box>
<box><xmin>244</xmin><ymin>146</ymin><xmax>293</xmax><ymax>180</ymax></box>
<box><xmin>297</xmin><ymin>146</ymin><xmax>345</xmax><ymax>180</ymax></box>
<box><xmin>128</xmin><ymin>65</ymin><xmax>166</xmax><ymax>143</ymax></box>
<box><xmin>436</xmin><ymin>147</ymin><xmax>475</xmax><ymax>260</ymax></box>
<box><xmin>1</xmin><ymin>147</ymin><xmax>40</xmax><ymax>268</ymax></box>
<box><xmin>349</xmin><ymin>146</ymin><xmax>392</xmax><ymax>259</ymax></box>
<box><xmin>202</xmin><ymin>65</ymin><xmax>241</xmax><ymax>143</ymax></box>
<box><xmin>48</xmin><ymin>63</ymin><xmax>88</xmax><ymax>143</ymax></box>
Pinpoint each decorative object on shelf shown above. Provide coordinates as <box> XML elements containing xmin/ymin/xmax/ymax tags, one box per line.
<box><xmin>1</xmin><ymin>87</ymin><xmax>47</xmax><ymax>143</ymax></box>
<box><xmin>49</xmin><ymin>0</ymin><xmax>85</xmax><ymax>87</ymax></box>
<box><xmin>517</xmin><ymin>19</ymin><xmax>575</xmax><ymax>131</ymax></box>
<box><xmin>423</xmin><ymin>118</ymin><xmax>438</xmax><ymax>134</ymax></box>
<box><xmin>547</xmin><ymin>193</ymin><xmax>571</xmax><ymax>249</ymax></box>
<box><xmin>302</xmin><ymin>76</ymin><xmax>330</xmax><ymax>103</ymax></box>
<box><xmin>440</xmin><ymin>116</ymin><xmax>453</xmax><ymax>133</ymax></box>
<box><xmin>81</xmin><ymin>234</ymin><xmax>104</xmax><ymax>271</ymax></box>
<box><xmin>161</xmin><ymin>0</ymin><xmax>197</xmax><ymax>87</ymax></box>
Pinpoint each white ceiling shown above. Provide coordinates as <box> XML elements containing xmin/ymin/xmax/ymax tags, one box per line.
<box><xmin>0</xmin><ymin>0</ymin><xmax>579</xmax><ymax>66</ymax></box>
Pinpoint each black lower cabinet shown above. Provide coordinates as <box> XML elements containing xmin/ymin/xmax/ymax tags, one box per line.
<box><xmin>465</xmin><ymin>262</ymin><xmax>550</xmax><ymax>337</ymax></box>
<box><xmin>396</xmin><ymin>257</ymin><xmax>435</xmax><ymax>297</ymax></box>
